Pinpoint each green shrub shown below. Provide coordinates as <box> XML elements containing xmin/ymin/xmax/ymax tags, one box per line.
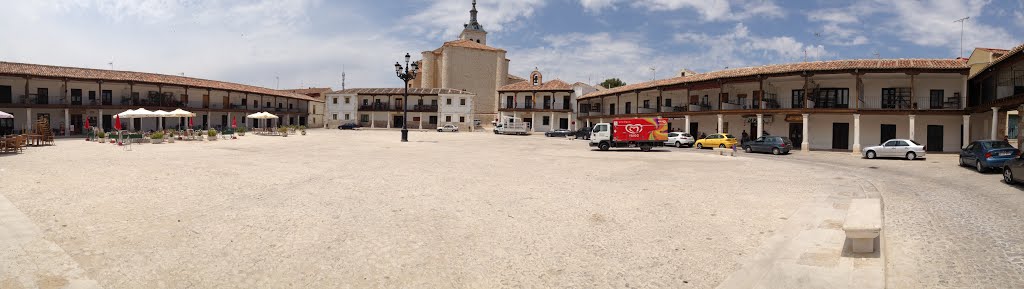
<box><xmin>151</xmin><ymin>132</ymin><xmax>164</xmax><ymax>139</ymax></box>
<box><xmin>236</xmin><ymin>127</ymin><xmax>247</xmax><ymax>133</ymax></box>
<box><xmin>97</xmin><ymin>132</ymin><xmax>106</xmax><ymax>138</ymax></box>
<box><xmin>278</xmin><ymin>127</ymin><xmax>288</xmax><ymax>133</ymax></box>
<box><xmin>207</xmin><ymin>130</ymin><xmax>217</xmax><ymax>137</ymax></box>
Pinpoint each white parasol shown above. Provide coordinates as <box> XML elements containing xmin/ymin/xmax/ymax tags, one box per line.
<box><xmin>0</xmin><ymin>111</ymin><xmax>13</xmax><ymax>119</ymax></box>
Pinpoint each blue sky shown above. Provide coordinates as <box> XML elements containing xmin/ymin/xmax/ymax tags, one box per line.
<box><xmin>1</xmin><ymin>0</ymin><xmax>1022</xmax><ymax>90</ymax></box>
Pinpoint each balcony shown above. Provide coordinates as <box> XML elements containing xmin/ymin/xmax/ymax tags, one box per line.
<box><xmin>410</xmin><ymin>104</ymin><xmax>439</xmax><ymax>112</ymax></box>
<box><xmin>859</xmin><ymin>96</ymin><xmax>962</xmax><ymax>110</ymax></box>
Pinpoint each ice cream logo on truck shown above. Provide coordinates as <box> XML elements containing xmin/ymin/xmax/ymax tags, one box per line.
<box><xmin>624</xmin><ymin>123</ymin><xmax>644</xmax><ymax>137</ymax></box>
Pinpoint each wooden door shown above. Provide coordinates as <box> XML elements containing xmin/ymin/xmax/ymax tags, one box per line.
<box><xmin>927</xmin><ymin>125</ymin><xmax>944</xmax><ymax>152</ymax></box>
<box><xmin>223</xmin><ymin>96</ymin><xmax>229</xmax><ymax>109</ymax></box>
<box><xmin>202</xmin><ymin>95</ymin><xmax>210</xmax><ymax>108</ymax></box>
<box><xmin>880</xmin><ymin>124</ymin><xmax>897</xmax><ymax>144</ymax></box>
<box><xmin>832</xmin><ymin>123</ymin><xmax>849</xmax><ymax>150</ymax></box>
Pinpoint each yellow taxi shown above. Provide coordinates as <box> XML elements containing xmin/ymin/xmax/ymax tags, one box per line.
<box><xmin>694</xmin><ymin>133</ymin><xmax>739</xmax><ymax>149</ymax></box>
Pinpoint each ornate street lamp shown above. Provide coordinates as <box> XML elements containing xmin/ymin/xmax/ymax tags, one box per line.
<box><xmin>395</xmin><ymin>53</ymin><xmax>418</xmax><ymax>142</ymax></box>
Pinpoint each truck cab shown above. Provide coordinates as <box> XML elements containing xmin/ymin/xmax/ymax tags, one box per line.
<box><xmin>589</xmin><ymin>123</ymin><xmax>612</xmax><ymax>145</ymax></box>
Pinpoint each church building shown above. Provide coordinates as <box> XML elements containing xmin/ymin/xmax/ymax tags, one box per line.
<box><xmin>413</xmin><ymin>0</ymin><xmax>522</xmax><ymax>126</ymax></box>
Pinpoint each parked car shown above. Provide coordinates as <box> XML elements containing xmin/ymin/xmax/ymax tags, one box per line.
<box><xmin>694</xmin><ymin>133</ymin><xmax>738</xmax><ymax>149</ymax></box>
<box><xmin>574</xmin><ymin>127</ymin><xmax>592</xmax><ymax>140</ymax></box>
<box><xmin>862</xmin><ymin>139</ymin><xmax>926</xmax><ymax>160</ymax></box>
<box><xmin>743</xmin><ymin>136</ymin><xmax>794</xmax><ymax>155</ymax></box>
<box><xmin>338</xmin><ymin>123</ymin><xmax>360</xmax><ymax>130</ymax></box>
<box><xmin>1002</xmin><ymin>155</ymin><xmax>1024</xmax><ymax>184</ymax></box>
<box><xmin>544</xmin><ymin>129</ymin><xmax>574</xmax><ymax>137</ymax></box>
<box><xmin>437</xmin><ymin>124</ymin><xmax>459</xmax><ymax>132</ymax></box>
<box><xmin>665</xmin><ymin>132</ymin><xmax>695</xmax><ymax>148</ymax></box>
<box><xmin>960</xmin><ymin>140</ymin><xmax>1020</xmax><ymax>172</ymax></box>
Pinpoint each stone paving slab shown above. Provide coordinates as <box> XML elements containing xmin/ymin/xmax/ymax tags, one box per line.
<box><xmin>0</xmin><ymin>193</ymin><xmax>99</xmax><ymax>289</ymax></box>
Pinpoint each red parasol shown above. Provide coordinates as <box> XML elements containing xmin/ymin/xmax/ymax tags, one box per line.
<box><xmin>189</xmin><ymin>118</ymin><xmax>193</xmax><ymax>128</ymax></box>
<box><xmin>232</xmin><ymin>116</ymin><xmax>237</xmax><ymax>128</ymax></box>
<box><xmin>84</xmin><ymin>118</ymin><xmax>91</xmax><ymax>130</ymax></box>
<box><xmin>114</xmin><ymin>115</ymin><xmax>122</xmax><ymax>131</ymax></box>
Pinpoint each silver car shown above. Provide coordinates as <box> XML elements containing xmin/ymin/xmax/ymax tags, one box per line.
<box><xmin>862</xmin><ymin>139</ymin><xmax>926</xmax><ymax>160</ymax></box>
<box><xmin>665</xmin><ymin>132</ymin><xmax>695</xmax><ymax>148</ymax></box>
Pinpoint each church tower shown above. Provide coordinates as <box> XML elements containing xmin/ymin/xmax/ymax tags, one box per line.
<box><xmin>459</xmin><ymin>0</ymin><xmax>488</xmax><ymax>45</ymax></box>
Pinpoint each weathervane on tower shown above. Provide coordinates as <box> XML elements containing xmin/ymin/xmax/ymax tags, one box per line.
<box><xmin>460</xmin><ymin>0</ymin><xmax>488</xmax><ymax>44</ymax></box>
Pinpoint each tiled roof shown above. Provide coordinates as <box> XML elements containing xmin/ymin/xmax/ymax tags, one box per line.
<box><xmin>498</xmin><ymin>79</ymin><xmax>573</xmax><ymax>92</ymax></box>
<box><xmin>0</xmin><ymin>61</ymin><xmax>319</xmax><ymax>102</ymax></box>
<box><xmin>330</xmin><ymin>88</ymin><xmax>473</xmax><ymax>95</ymax></box>
<box><xmin>581</xmin><ymin>58</ymin><xmax>968</xmax><ymax>100</ymax></box>
<box><xmin>507</xmin><ymin>74</ymin><xmax>526</xmax><ymax>84</ymax></box>
<box><xmin>440</xmin><ymin>39</ymin><xmax>506</xmax><ymax>52</ymax></box>
<box><xmin>281</xmin><ymin>87</ymin><xmax>332</xmax><ymax>95</ymax></box>
<box><xmin>977</xmin><ymin>47</ymin><xmax>1011</xmax><ymax>54</ymax></box>
<box><xmin>969</xmin><ymin>43</ymin><xmax>1024</xmax><ymax>79</ymax></box>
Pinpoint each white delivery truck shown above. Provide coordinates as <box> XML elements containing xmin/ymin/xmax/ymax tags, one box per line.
<box><xmin>493</xmin><ymin>116</ymin><xmax>531</xmax><ymax>135</ymax></box>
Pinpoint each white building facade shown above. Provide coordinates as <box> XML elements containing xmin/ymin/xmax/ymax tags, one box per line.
<box><xmin>325</xmin><ymin>88</ymin><xmax>476</xmax><ymax>130</ymax></box>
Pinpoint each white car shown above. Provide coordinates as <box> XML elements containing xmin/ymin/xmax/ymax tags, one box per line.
<box><xmin>665</xmin><ymin>132</ymin><xmax>696</xmax><ymax>148</ymax></box>
<box><xmin>862</xmin><ymin>139</ymin><xmax>926</xmax><ymax>160</ymax></box>
<box><xmin>437</xmin><ymin>124</ymin><xmax>459</xmax><ymax>132</ymax></box>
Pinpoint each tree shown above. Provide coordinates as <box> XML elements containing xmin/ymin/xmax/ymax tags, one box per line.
<box><xmin>599</xmin><ymin>78</ymin><xmax>626</xmax><ymax>89</ymax></box>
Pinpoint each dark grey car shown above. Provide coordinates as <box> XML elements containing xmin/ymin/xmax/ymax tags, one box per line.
<box><xmin>743</xmin><ymin>136</ymin><xmax>793</xmax><ymax>155</ymax></box>
<box><xmin>1002</xmin><ymin>155</ymin><xmax>1024</xmax><ymax>184</ymax></box>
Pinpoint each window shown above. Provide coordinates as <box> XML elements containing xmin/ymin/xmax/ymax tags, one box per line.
<box><xmin>542</xmin><ymin>116</ymin><xmax>550</xmax><ymax>125</ymax></box>
<box><xmin>445</xmin><ymin>115</ymin><xmax>452</xmax><ymax>122</ymax></box>
<box><xmin>253</xmin><ymin>100</ymin><xmax>258</xmax><ymax>107</ymax></box>
<box><xmin>459</xmin><ymin>116</ymin><xmax>465</xmax><ymax>122</ymax></box>
<box><xmin>37</xmin><ymin>88</ymin><xmax>49</xmax><ymax>104</ymax></box>
<box><xmin>344</xmin><ymin>114</ymin><xmax>350</xmax><ymax>120</ymax></box>
<box><xmin>289</xmin><ymin>104</ymin><xmax>293</xmax><ymax>109</ymax></box>
<box><xmin>563</xmin><ymin>95</ymin><xmax>571</xmax><ymax>110</ymax></box>
<box><xmin>791</xmin><ymin>90</ymin><xmax>804</xmax><ymax>108</ymax></box>
<box><xmin>525</xmin><ymin>96</ymin><xmax>533</xmax><ymax>108</ymax></box>
<box><xmin>460</xmin><ymin>98</ymin><xmax>466</xmax><ymax>106</ymax></box>
<box><xmin>815</xmin><ymin>88</ymin><xmax>849</xmax><ymax>108</ymax></box>
<box><xmin>625</xmin><ymin>102</ymin><xmax>632</xmax><ymax>114</ymax></box>
<box><xmin>332</xmin><ymin>114</ymin><xmax>338</xmax><ymax>120</ymax></box>
<box><xmin>881</xmin><ymin>88</ymin><xmax>911</xmax><ymax>109</ymax></box>
<box><xmin>71</xmin><ymin>89</ymin><xmax>82</xmax><ymax>105</ymax></box>
<box><xmin>929</xmin><ymin>90</ymin><xmax>944</xmax><ymax>109</ymax></box>
<box><xmin>360</xmin><ymin>114</ymin><xmax>369</xmax><ymax>122</ymax></box>
<box><xmin>643</xmin><ymin>100</ymin><xmax>650</xmax><ymax>108</ymax></box>
<box><xmin>506</xmin><ymin>95</ymin><xmax>514</xmax><ymax>108</ymax></box>
<box><xmin>333</xmin><ymin>97</ymin><xmax>338</xmax><ymax>104</ymax></box>
<box><xmin>544</xmin><ymin>95</ymin><xmax>551</xmax><ymax>109</ymax></box>
<box><xmin>345</xmin><ymin>97</ymin><xmax>350</xmax><ymax>104</ymax></box>
<box><xmin>266</xmin><ymin>102</ymin><xmax>271</xmax><ymax>108</ymax></box>
<box><xmin>431</xmin><ymin>99</ymin><xmax>438</xmax><ymax>106</ymax></box>
<box><xmin>278</xmin><ymin>103</ymin><xmax>283</xmax><ymax>109</ymax></box>
<box><xmin>446</xmin><ymin>98</ymin><xmax>452</xmax><ymax>105</ymax></box>
<box><xmin>664</xmin><ymin>98</ymin><xmax>672</xmax><ymax>107</ymax></box>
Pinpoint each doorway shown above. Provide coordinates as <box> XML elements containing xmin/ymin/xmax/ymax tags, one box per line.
<box><xmin>71</xmin><ymin>114</ymin><xmax>83</xmax><ymax>135</ymax></box>
<box><xmin>559</xmin><ymin>118</ymin><xmax>569</xmax><ymax>129</ymax></box>
<box><xmin>927</xmin><ymin>125</ymin><xmax>944</xmax><ymax>152</ymax></box>
<box><xmin>880</xmin><ymin>124</ymin><xmax>897</xmax><ymax>144</ymax></box>
<box><xmin>789</xmin><ymin>123</ymin><xmax>803</xmax><ymax>148</ymax></box>
<box><xmin>832</xmin><ymin>123</ymin><xmax>850</xmax><ymax>150</ymax></box>
<box><xmin>689</xmin><ymin>122</ymin><xmax>699</xmax><ymax>136</ymax></box>
<box><xmin>393</xmin><ymin>115</ymin><xmax>404</xmax><ymax>127</ymax></box>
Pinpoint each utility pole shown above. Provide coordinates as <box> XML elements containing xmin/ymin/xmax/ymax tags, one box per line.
<box><xmin>342</xmin><ymin>65</ymin><xmax>346</xmax><ymax>90</ymax></box>
<box><xmin>954</xmin><ymin>16</ymin><xmax>970</xmax><ymax>58</ymax></box>
<box><xmin>275</xmin><ymin>76</ymin><xmax>280</xmax><ymax>90</ymax></box>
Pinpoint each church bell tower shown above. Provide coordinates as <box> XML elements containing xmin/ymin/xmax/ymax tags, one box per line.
<box><xmin>459</xmin><ymin>0</ymin><xmax>488</xmax><ymax>45</ymax></box>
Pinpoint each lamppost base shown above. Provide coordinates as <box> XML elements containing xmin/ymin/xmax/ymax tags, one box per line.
<box><xmin>401</xmin><ymin>129</ymin><xmax>409</xmax><ymax>142</ymax></box>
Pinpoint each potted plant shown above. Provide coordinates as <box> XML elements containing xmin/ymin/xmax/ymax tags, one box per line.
<box><xmin>168</xmin><ymin>131</ymin><xmax>176</xmax><ymax>143</ymax></box>
<box><xmin>96</xmin><ymin>132</ymin><xmax>106</xmax><ymax>143</ymax></box>
<box><xmin>278</xmin><ymin>127</ymin><xmax>289</xmax><ymax>137</ymax></box>
<box><xmin>299</xmin><ymin>125</ymin><xmax>306</xmax><ymax>135</ymax></box>
<box><xmin>237</xmin><ymin>127</ymin><xmax>247</xmax><ymax>136</ymax></box>
<box><xmin>207</xmin><ymin>129</ymin><xmax>218</xmax><ymax>141</ymax></box>
<box><xmin>151</xmin><ymin>131</ymin><xmax>164</xmax><ymax>144</ymax></box>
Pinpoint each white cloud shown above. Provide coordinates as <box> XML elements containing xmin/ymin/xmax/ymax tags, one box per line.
<box><xmin>579</xmin><ymin>0</ymin><xmax>783</xmax><ymax>21</ymax></box>
<box><xmin>0</xmin><ymin>0</ymin><xmax>419</xmax><ymax>89</ymax></box>
<box><xmin>405</xmin><ymin>0</ymin><xmax>546</xmax><ymax>40</ymax></box>
<box><xmin>809</xmin><ymin>0</ymin><xmax>1020</xmax><ymax>55</ymax></box>
<box><xmin>507</xmin><ymin>26</ymin><xmax>827</xmax><ymax>86</ymax></box>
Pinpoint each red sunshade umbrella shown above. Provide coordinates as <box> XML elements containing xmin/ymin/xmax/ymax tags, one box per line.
<box><xmin>189</xmin><ymin>118</ymin><xmax>194</xmax><ymax>128</ymax></box>
<box><xmin>232</xmin><ymin>116</ymin><xmax>237</xmax><ymax>128</ymax></box>
<box><xmin>84</xmin><ymin>118</ymin><xmax>91</xmax><ymax>130</ymax></box>
<box><xmin>114</xmin><ymin>115</ymin><xmax>122</xmax><ymax>131</ymax></box>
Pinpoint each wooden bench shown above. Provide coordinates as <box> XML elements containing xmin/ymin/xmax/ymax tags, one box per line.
<box><xmin>843</xmin><ymin>199</ymin><xmax>882</xmax><ymax>253</ymax></box>
<box><xmin>712</xmin><ymin>147</ymin><xmax>736</xmax><ymax>156</ymax></box>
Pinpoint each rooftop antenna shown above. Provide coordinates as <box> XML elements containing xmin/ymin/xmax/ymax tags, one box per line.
<box><xmin>342</xmin><ymin>65</ymin><xmax>347</xmax><ymax>90</ymax></box>
<box><xmin>107</xmin><ymin>61</ymin><xmax>113</xmax><ymax>70</ymax></box>
<box><xmin>813</xmin><ymin>32</ymin><xmax>823</xmax><ymax>60</ymax></box>
<box><xmin>275</xmin><ymin>75</ymin><xmax>280</xmax><ymax>90</ymax></box>
<box><xmin>872</xmin><ymin>50</ymin><xmax>880</xmax><ymax>59</ymax></box>
<box><xmin>650</xmin><ymin>66</ymin><xmax>656</xmax><ymax>81</ymax></box>
<box><xmin>954</xmin><ymin>16</ymin><xmax>970</xmax><ymax>58</ymax></box>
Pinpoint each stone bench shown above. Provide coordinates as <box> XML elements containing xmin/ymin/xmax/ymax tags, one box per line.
<box><xmin>712</xmin><ymin>147</ymin><xmax>735</xmax><ymax>156</ymax></box>
<box><xmin>843</xmin><ymin>199</ymin><xmax>882</xmax><ymax>253</ymax></box>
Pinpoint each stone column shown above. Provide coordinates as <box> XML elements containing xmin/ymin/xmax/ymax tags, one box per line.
<box><xmin>802</xmin><ymin>113</ymin><xmax>810</xmax><ymax>152</ymax></box>
<box><xmin>717</xmin><ymin>114</ymin><xmax>724</xmax><ymax>133</ymax></box>
<box><xmin>756</xmin><ymin>114</ymin><xmax>764</xmax><ymax>138</ymax></box>
<box><xmin>909</xmin><ymin>115</ymin><xmax>916</xmax><ymax>140</ymax></box>
<box><xmin>684</xmin><ymin>115</ymin><xmax>691</xmax><ymax>134</ymax></box>
<box><xmin>992</xmin><ymin>107</ymin><xmax>999</xmax><ymax>140</ymax></box>
<box><xmin>419</xmin><ymin>112</ymin><xmax>423</xmax><ymax>130</ymax></box>
<box><xmin>531</xmin><ymin>112</ymin><xmax>536</xmax><ymax>132</ymax></box>
<box><xmin>550</xmin><ymin>112</ymin><xmax>555</xmax><ymax>130</ymax></box>
<box><xmin>371</xmin><ymin>113</ymin><xmax>375</xmax><ymax>128</ymax></box>
<box><xmin>569</xmin><ymin>112</ymin><xmax>575</xmax><ymax>131</ymax></box>
<box><xmin>853</xmin><ymin>114</ymin><xmax>862</xmax><ymax>153</ymax></box>
<box><xmin>25</xmin><ymin>108</ymin><xmax>32</xmax><ymax>132</ymax></box>
<box><xmin>64</xmin><ymin>108</ymin><xmax>70</xmax><ymax>136</ymax></box>
<box><xmin>387</xmin><ymin>113</ymin><xmax>392</xmax><ymax>129</ymax></box>
<box><xmin>98</xmin><ymin>109</ymin><xmax>103</xmax><ymax>131</ymax></box>
<box><xmin>963</xmin><ymin>115</ymin><xmax>970</xmax><ymax>149</ymax></box>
